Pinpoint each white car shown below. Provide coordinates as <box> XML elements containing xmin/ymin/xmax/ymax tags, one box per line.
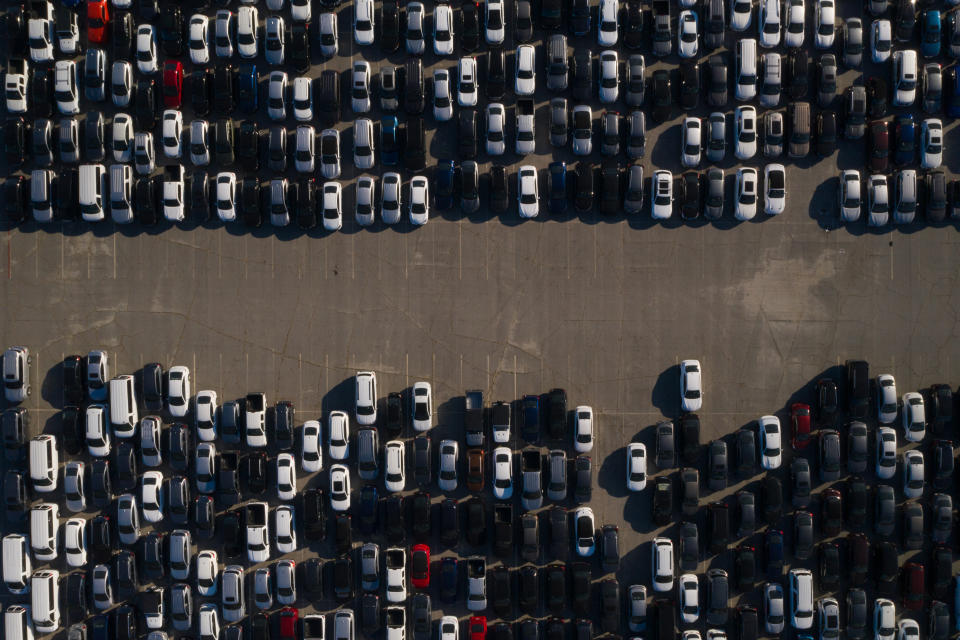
<box><xmin>680</xmin><ymin>360</ymin><xmax>703</xmax><ymax>411</ymax></box>
<box><xmin>764</xmin><ymin>583</ymin><xmax>785</xmax><ymax>633</ymax></box>
<box><xmin>92</xmin><ymin>564</ymin><xmax>114</xmax><ymax>610</ymax></box>
<box><xmin>409</xmin><ymin>176</ymin><xmax>429</xmax><ymax>226</ymax></box>
<box><xmin>681</xmin><ymin>117</ymin><xmax>702</xmax><ymax>167</ymax></box>
<box><xmin>215</xmin><ymin>10</ymin><xmax>234</xmax><ymax>58</ymax></box>
<box><xmin>64</xmin><ymin>518</ymin><xmax>87</xmax><ymax>567</ymax></box>
<box><xmin>438</xmin><ymin>439</ymin><xmax>459</xmax><ymax>491</ymax></box>
<box><xmin>764</xmin><ymin>163</ymin><xmax>786</xmax><ymax>215</ymax></box>
<box><xmin>736</xmin><ymin>168</ymin><xmax>759</xmax><ymax>220</ymax></box>
<box><xmin>784</xmin><ymin>0</ymin><xmax>804</xmax><ymax>47</ymax></box>
<box><xmin>65</xmin><ymin>463</ymin><xmax>86</xmax><ymax>512</ymax></box>
<box><xmin>356</xmin><ymin>176</ymin><xmax>377</xmax><ymax>226</ymax></box>
<box><xmin>189</xmin><ymin>14</ymin><xmax>210</xmax><ymax>64</ymax></box>
<box><xmin>897</xmin><ymin>619</ymin><xmax>919</xmax><ymax>640</ymax></box>
<box><xmin>222</xmin><ymin>565</ymin><xmax>244</xmax><ymax>621</ymax></box>
<box><xmin>275</xmin><ymin>505</ymin><xmax>297</xmax><ymax>553</ymax></box>
<box><xmin>839</xmin><ymin>170</ymin><xmax>861</xmax><ymax>222</ymax></box>
<box><xmin>598</xmin><ymin>0</ymin><xmax>619</xmax><ymax>46</ymax></box>
<box><xmin>651</xmin><ymin>537</ymin><xmax>675</xmax><ymax>592</ymax></box>
<box><xmin>875</xmin><ymin>426</ymin><xmax>897</xmax><ymax>479</ymax></box>
<box><xmin>276</xmin><ymin>453</ymin><xmax>297</xmax><ymax>501</ymax></box>
<box><xmin>867</xmin><ymin>174</ymin><xmax>889</xmax><ymax>227</ymax></box>
<box><xmin>651</xmin><ymin>170</ymin><xmax>673</xmax><ymax>220</ymax></box>
<box><xmin>194</xmin><ymin>390</ymin><xmax>217</xmax><ymax>441</ymax></box>
<box><xmin>254</xmin><ymin>567</ymin><xmax>273</xmax><ymax>610</ymax></box>
<box><xmin>903</xmin><ymin>450</ymin><xmax>924</xmax><ymax>498</ymax></box>
<box><xmin>626</xmin><ymin>443</ymin><xmax>647</xmax><ymax>491</ymax></box>
<box><xmin>730</xmin><ymin>0</ymin><xmax>753</xmax><ymax>31</ymax></box>
<box><xmin>515</xmin><ymin>45</ymin><xmax>536</xmax><ymax>95</ymax></box>
<box><xmin>679</xmin><ymin>574</ymin><xmax>700</xmax><ymax>624</ymax></box>
<box><xmin>876</xmin><ymin>374</ymin><xmax>897</xmax><ymax>424</ymax></box>
<box><xmin>189</xmin><ymin>120</ymin><xmax>210</xmax><ymax>166</ymax></box>
<box><xmin>458</xmin><ymin>57</ymin><xmax>478</xmax><ymax>106</ymax></box>
<box><xmin>117</xmin><ymin>494</ymin><xmax>141</xmax><ymax>545</ymax></box>
<box><xmin>319</xmin><ymin>12</ymin><xmax>338</xmax><ymax>56</ymax></box>
<box><xmin>295</xmin><ymin>125</ymin><xmax>316</xmax><ymax>173</ymax></box>
<box><xmin>54</xmin><ymin>60</ymin><xmax>80</xmax><ymax>114</ymax></box>
<box><xmin>167</xmin><ymin>366</ymin><xmax>191</xmax><ymax>418</ymax></box>
<box><xmin>902</xmin><ymin>392</ymin><xmax>925</xmax><ymax>442</ymax></box>
<box><xmin>758</xmin><ymin>415</ymin><xmax>782</xmax><ymax>469</ymax></box>
<box><xmin>301</xmin><ymin>420</ymin><xmax>323</xmax><ymax>472</ymax></box>
<box><xmin>85</xmin><ymin>405</ymin><xmax>111</xmax><ymax>457</ymax></box>
<box><xmin>354</xmin><ymin>0</ymin><xmax>375</xmax><ymax>44</ymax></box>
<box><xmin>486</xmin><ymin>0</ymin><xmax>505</xmax><ymax>44</ymax></box>
<box><xmin>573</xmin><ymin>507</ymin><xmax>596</xmax><ymax>556</ymax></box>
<box><xmin>815</xmin><ymin>0</ymin><xmax>835</xmax><ymax>48</ymax></box>
<box><xmin>268</xmin><ymin>71</ymin><xmax>288</xmax><ymax>121</ymax></box>
<box><xmin>758</xmin><ymin>0</ymin><xmax>781</xmax><ymax>47</ymax></box>
<box><xmin>141</xmin><ymin>416</ymin><xmax>162</xmax><ymax>466</ymax></box>
<box><xmin>329</xmin><ymin>465</ymin><xmax>351</xmax><ymax>511</ymax></box>
<box><xmin>328</xmin><ymin>410</ymin><xmax>350</xmax><ymax>460</ymax></box>
<box><xmin>237</xmin><ymin>6</ymin><xmax>259</xmax><ymax>58</ymax></box>
<box><xmin>382</xmin><ymin>173</ymin><xmax>403</xmax><ymax>224</ymax></box>
<box><xmin>195</xmin><ymin>443</ymin><xmax>217</xmax><ymax>495</ymax></box>
<box><xmin>141</xmin><ymin>471</ymin><xmax>164</xmax><ymax>523</ymax></box>
<box><xmin>199</xmin><ymin>605</ymin><xmax>220</xmax><ymax>640</ymax></box>
<box><xmin>112</xmin><ymin>114</ymin><xmax>134</xmax><ymax>162</ymax></box>
<box><xmin>434</xmin><ymin>4</ymin><xmax>454</xmax><ymax>54</ymax></box>
<box><xmin>291</xmin><ymin>0</ymin><xmax>312</xmax><ymax>22</ymax></box>
<box><xmin>352</xmin><ymin>61</ymin><xmax>372</xmax><ymax>113</ymax></box>
<box><xmin>293</xmin><ymin>77</ymin><xmax>313</xmax><ymax>121</ymax></box>
<box><xmin>599</xmin><ymin>51</ymin><xmax>619</xmax><ymax>103</ymax></box>
<box><xmin>871</xmin><ymin>19</ymin><xmax>892</xmax><ymax>63</ymax></box>
<box><xmin>384</xmin><ymin>440</ymin><xmax>406</xmax><ymax>492</ymax></box>
<box><xmin>678</xmin><ymin>10</ymin><xmax>699</xmax><ymax>58</ymax></box>
<box><xmin>874</xmin><ymin>599</ymin><xmax>895</xmax><ymax>640</ymax></box>
<box><xmin>439</xmin><ymin>617</ymin><xmax>459</xmax><ymax>640</ymax></box>
<box><xmin>921</xmin><ymin>118</ymin><xmax>943</xmax><ymax>169</ymax></box>
<box><xmin>386</xmin><ymin>548</ymin><xmax>407</xmax><ymax>603</ymax></box>
<box><xmin>735</xmin><ymin>106</ymin><xmax>758</xmax><ymax>160</ymax></box>
<box><xmin>276</xmin><ymin>560</ymin><xmax>296</xmax><ymax>605</ymax></box>
<box><xmin>518</xmin><ymin>165</ymin><xmax>539</xmax><ymax>218</ymax></box>
<box><xmin>134</xmin><ymin>132</ymin><xmax>156</xmax><ymax>175</ymax></box>
<box><xmin>136</xmin><ymin>25</ymin><xmax>158</xmax><ymax>74</ymax></box>
<box><xmin>412</xmin><ymin>382</ymin><xmax>433</xmax><ymax>431</ymax></box>
<box><xmin>492</xmin><ymin>447</ymin><xmax>513</xmax><ymax>499</ymax></box>
<box><xmin>196</xmin><ymin>551</ymin><xmax>218</xmax><ymax>597</ymax></box>
<box><xmin>320</xmin><ymin>128</ymin><xmax>340</xmax><ymax>178</ymax></box>
<box><xmin>573</xmin><ymin>405</ymin><xmax>594</xmax><ymax>452</ymax></box>
<box><xmin>406</xmin><ymin>2</ymin><xmax>426</xmax><ymax>53</ymax></box>
<box><xmin>216</xmin><ymin>172</ymin><xmax>238</xmax><ymax>222</ymax></box>
<box><xmin>486</xmin><ymin>103</ymin><xmax>506</xmax><ymax>154</ymax></box>
<box><xmin>433</xmin><ymin>70</ymin><xmax>454</xmax><ymax>121</ymax></box>
<box><xmin>161</xmin><ymin>111</ymin><xmax>183</xmax><ymax>159</ymax></box>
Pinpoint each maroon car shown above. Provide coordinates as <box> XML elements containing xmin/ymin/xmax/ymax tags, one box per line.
<box><xmin>868</xmin><ymin>120</ymin><xmax>889</xmax><ymax>172</ymax></box>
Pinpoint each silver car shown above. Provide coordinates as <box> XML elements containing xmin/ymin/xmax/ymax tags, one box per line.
<box><xmin>361</xmin><ymin>543</ymin><xmax>380</xmax><ymax>591</ymax></box>
<box><xmin>706</xmin><ymin>112</ymin><xmax>726</xmax><ymax>162</ymax></box>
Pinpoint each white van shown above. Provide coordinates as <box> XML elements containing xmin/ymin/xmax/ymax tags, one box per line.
<box><xmin>2</xmin><ymin>535</ymin><xmax>32</xmax><ymax>594</ymax></box>
<box><xmin>4</xmin><ymin>605</ymin><xmax>34</xmax><ymax>640</ymax></box>
<box><xmin>355</xmin><ymin>372</ymin><xmax>377</xmax><ymax>426</ymax></box>
<box><xmin>79</xmin><ymin>163</ymin><xmax>107</xmax><ymax>222</ymax></box>
<box><xmin>30</xmin><ymin>169</ymin><xmax>55</xmax><ymax>223</ymax></box>
<box><xmin>789</xmin><ymin>568</ymin><xmax>814</xmax><ymax>629</ymax></box>
<box><xmin>109</xmin><ymin>375</ymin><xmax>138</xmax><ymax>438</ymax></box>
<box><xmin>735</xmin><ymin>38</ymin><xmax>758</xmax><ymax>101</ymax></box>
<box><xmin>29</xmin><ymin>435</ymin><xmax>59</xmax><ymax>494</ymax></box>
<box><xmin>30</xmin><ymin>504</ymin><xmax>59</xmax><ymax>561</ymax></box>
<box><xmin>109</xmin><ymin>164</ymin><xmax>134</xmax><ymax>224</ymax></box>
<box><xmin>30</xmin><ymin>570</ymin><xmax>60</xmax><ymax>634</ymax></box>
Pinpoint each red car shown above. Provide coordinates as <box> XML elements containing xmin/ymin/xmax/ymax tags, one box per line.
<box><xmin>411</xmin><ymin>544</ymin><xmax>430</xmax><ymax>588</ymax></box>
<box><xmin>790</xmin><ymin>403</ymin><xmax>811</xmax><ymax>449</ymax></box>
<box><xmin>87</xmin><ymin>0</ymin><xmax>109</xmax><ymax>44</ymax></box>
<box><xmin>902</xmin><ymin>563</ymin><xmax>923</xmax><ymax>610</ymax></box>
<box><xmin>279</xmin><ymin>607</ymin><xmax>299</xmax><ymax>640</ymax></box>
<box><xmin>162</xmin><ymin>61</ymin><xmax>184</xmax><ymax>108</ymax></box>
<box><xmin>469</xmin><ymin>617</ymin><xmax>487</xmax><ymax>640</ymax></box>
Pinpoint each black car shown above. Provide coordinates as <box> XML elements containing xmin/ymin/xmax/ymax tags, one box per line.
<box><xmin>707</xmin><ymin>55</ymin><xmax>729</xmax><ymax>107</ymax></box>
<box><xmin>189</xmin><ymin>69</ymin><xmax>213</xmax><ymax>118</ymax></box>
<box><xmin>90</xmin><ymin>460</ymin><xmax>112</xmax><ymax>510</ymax></box>
<box><xmin>571</xmin><ymin>49</ymin><xmax>593</xmax><ymax>102</ymax></box>
<box><xmin>490</xmin><ymin>566</ymin><xmax>512</xmax><ymax>617</ymax></box>
<box><xmin>894</xmin><ymin>0</ymin><xmax>915</xmax><ymax>41</ymax></box>
<box><xmin>599</xmin><ymin>161</ymin><xmax>621</xmax><ymax>215</ymax></box>
<box><xmin>113</xmin><ymin>550</ymin><xmax>139</xmax><ymax>600</ymax></box>
<box><xmin>217</xmin><ymin>453</ymin><xmax>240</xmax><ymax>507</ymax></box>
<box><xmin>361</xmin><ymin>593</ymin><xmax>381</xmax><ymax>633</ymax></box>
<box><xmin>137</xmin><ymin>0</ymin><xmax>159</xmax><ymax>21</ymax></box>
<box><xmin>459</xmin><ymin>109</ymin><xmax>479</xmax><ymax>159</ymax></box>
<box><xmin>569</xmin><ymin>562</ymin><xmax>591</xmax><ymax>616</ymax></box>
<box><xmin>333</xmin><ymin>556</ymin><xmax>355</xmax><ymax>600</ymax></box>
<box><xmin>489</xmin><ymin>165</ymin><xmax>509</xmax><ymax>213</ymax></box>
<box><xmin>486</xmin><ymin>50</ymin><xmax>506</xmax><ymax>99</ymax></box>
<box><xmin>273</xmin><ymin>401</ymin><xmax>294</xmax><ymax>450</ymax></box>
<box><xmin>816</xmin><ymin>378</ymin><xmax>839</xmax><ymax>423</ymax></box>
<box><xmin>819</xmin><ymin>542</ymin><xmax>840</xmax><ymax>590</ymax></box>
<box><xmin>61</xmin><ymin>405</ymin><xmax>83</xmax><ymax>456</ymax></box>
<box><xmin>112</xmin><ymin>441</ymin><xmax>138</xmax><ymax>492</ymax></box>
<box><xmin>249</xmin><ymin>613</ymin><xmax>270</xmax><ymax>640</ymax></box>
<box><xmin>765</xmin><ymin>529</ymin><xmax>784</xmax><ymax>577</ymax></box>
<box><xmin>66</xmin><ymin>571</ymin><xmax>88</xmax><ymax>624</ymax></box>
<box><xmin>295</xmin><ymin>178</ymin><xmax>316</xmax><ymax>228</ymax></box>
<box><xmin>680</xmin><ymin>171</ymin><xmax>701</xmax><ymax>220</ymax></box>
<box><xmin>599</xmin><ymin>580</ymin><xmax>620</xmax><ymax>633</ymax></box>
<box><xmin>679</xmin><ymin>414</ymin><xmax>700</xmax><ymax>464</ymax></box>
<box><xmin>167</xmin><ymin>422</ymin><xmax>192</xmax><ymax>472</ymax></box>
<box><xmin>414</xmin><ymin>435</ymin><xmax>432</xmax><ymax>486</ymax></box>
<box><xmin>460</xmin><ymin>0</ymin><xmax>480</xmax><ymax>51</ymax></box>
<box><xmin>140</xmin><ymin>532</ymin><xmax>165</xmax><ymax>579</ymax></box>
<box><xmin>54</xmin><ymin>167</ymin><xmax>79</xmax><ymax>220</ymax></box>
<box><xmin>299</xmin><ymin>488</ymin><xmax>326</xmax><ymax>541</ymax></box>
<box><xmin>679</xmin><ymin>62</ymin><xmax>700</xmax><ymax>110</ymax></box>
<box><xmin>167</xmin><ymin>476</ymin><xmax>191</xmax><ymax>525</ymax></box>
<box><xmin>384</xmin><ymin>495</ymin><xmax>406</xmax><ymax>542</ymax></box>
<box><xmin>574</xmin><ymin>161</ymin><xmax>595</xmax><ymax>212</ymax></box>
<box><xmin>546</xmin><ymin>506</ymin><xmax>568</xmax><ymax>559</ymax></box>
<box><xmin>847</xmin><ymin>533</ymin><xmax>870</xmax><ymax>586</ymax></box>
<box><xmin>5</xmin><ymin>5</ymin><xmax>27</xmax><ymax>56</ymax></box>
<box><xmin>816</xmin><ymin>111</ymin><xmax>838</xmax><ymax>156</ymax></box>
<box><xmin>139</xmin><ymin>363</ymin><xmax>163</xmax><ymax>412</ymax></box>
<box><xmin>518</xmin><ymin>566</ymin><xmax>540</xmax><ymax>615</ymax></box>
<box><xmin>214</xmin><ymin>66</ymin><xmax>235</xmax><ymax>115</ymax></box>
<box><xmin>381</xmin><ymin>0</ymin><xmax>401</xmax><ymax>51</ymax></box>
<box><xmin>651</xmin><ymin>70</ymin><xmax>672</xmax><ymax>123</ymax></box>
<box><xmin>112</xmin><ymin>12</ymin><xmax>134</xmax><ymax>59</ymax></box>
<box><xmin>186</xmin><ymin>171</ymin><xmax>209</xmax><ymax>222</ymax></box>
<box><xmin>846</xmin><ymin>477</ymin><xmax>868</xmax><ymax>525</ymax></box>
<box><xmin>237</xmin><ymin>121</ymin><xmax>260</xmax><ymax>172</ymax></box>
<box><xmin>31</xmin><ymin>68</ymin><xmax>52</xmax><ymax>118</ymax></box>
<box><xmin>357</xmin><ymin>485</ymin><xmax>377</xmax><ymax>533</ymax></box>
<box><xmin>931</xmin><ymin>545</ymin><xmax>952</xmax><ymax>598</ymax></box>
<box><xmin>930</xmin><ymin>384</ymin><xmax>954</xmax><ymax>435</ymax></box>
<box><xmin>439</xmin><ymin>498</ymin><xmax>459</xmax><ymax>547</ymax></box>
<box><xmin>88</xmin><ymin>514</ymin><xmax>112</xmax><ymax>563</ymax></box>
<box><xmin>245</xmin><ymin>451</ymin><xmax>267</xmax><ymax>495</ymax></box>
<box><xmin>134</xmin><ymin>78</ymin><xmax>158</xmax><ymax>129</ymax></box>
<box><xmin>653</xmin><ymin>476</ymin><xmax>673</xmax><ymax>525</ymax></box>
<box><xmin>303</xmin><ymin>558</ymin><xmax>323</xmax><ymax>598</ymax></box>
<box><xmin>788</xmin><ymin>50</ymin><xmax>809</xmax><ymax>99</ymax></box>
<box><xmin>867</xmin><ymin>77</ymin><xmax>888</xmax><ymax>118</ymax></box>
<box><xmin>1</xmin><ymin>408</ymin><xmax>27</xmax><ymax>462</ymax></box>
<box><xmin>194</xmin><ymin>496</ymin><xmax>215</xmax><ymax>538</ymax></box>
<box><xmin>5</xmin><ymin>118</ymin><xmax>27</xmax><ymax>165</ymax></box>
<box><xmin>290</xmin><ymin>23</ymin><xmax>310</xmax><ymax>72</ymax></box>
<box><xmin>464</xmin><ymin>498</ymin><xmax>487</xmax><ymax>546</ymax></box>
<box><xmin>735</xmin><ymin>545</ymin><xmax>757</xmax><ymax>591</ymax></box>
<box><xmin>762</xmin><ymin>475</ymin><xmax>782</xmax><ymax>524</ymax></box>
<box><xmin>600</xmin><ymin>525</ymin><xmax>619</xmax><ymax>572</ymax></box>
<box><xmin>624</xmin><ymin>0</ymin><xmax>644</xmax><ymax>48</ymax></box>
<box><xmin>410</xmin><ymin>491</ymin><xmax>432</xmax><ymax>540</ymax></box>
<box><xmin>335</xmin><ymin>513</ymin><xmax>352</xmax><ymax>554</ymax></box>
<box><xmin>385</xmin><ymin>391</ymin><xmax>403</xmax><ymax>436</ymax></box>
<box><xmin>708</xmin><ymin>502</ymin><xmax>731</xmax><ymax>554</ymax></box>
<box><xmin>112</xmin><ymin>606</ymin><xmax>138</xmax><ymax>640</ymax></box>
<box><xmin>4</xmin><ymin>176</ymin><xmax>27</xmax><ymax>224</ymax></box>
<box><xmin>873</xmin><ymin>541</ymin><xmax>898</xmax><ymax>595</ymax></box>
<box><xmin>159</xmin><ymin>5</ymin><xmax>184</xmax><ymax>55</ymax></box>
<box><xmin>440</xmin><ymin>557</ymin><xmax>458</xmax><ymax>602</ymax></box>
<box><xmin>220</xmin><ymin>509</ymin><xmax>244</xmax><ymax>558</ymax></box>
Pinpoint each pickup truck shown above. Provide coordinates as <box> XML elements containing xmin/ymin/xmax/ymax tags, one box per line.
<box><xmin>490</xmin><ymin>401</ymin><xmax>511</xmax><ymax>443</ymax></box>
<box><xmin>4</xmin><ymin>59</ymin><xmax>29</xmax><ymax>113</ymax></box>
<box><xmin>245</xmin><ymin>502</ymin><xmax>270</xmax><ymax>563</ymax></box>
<box><xmin>141</xmin><ymin>586</ymin><xmax>165</xmax><ymax>629</ymax></box>
<box><xmin>54</xmin><ymin>5</ymin><xmax>80</xmax><ymax>55</ymax></box>
<box><xmin>245</xmin><ymin>393</ymin><xmax>267</xmax><ymax>447</ymax></box>
<box><xmin>385</xmin><ymin>548</ymin><xmax>407</xmax><ymax>603</ymax></box>
<box><xmin>163</xmin><ymin>165</ymin><xmax>185</xmax><ymax>222</ymax></box>
<box><xmin>493</xmin><ymin>504</ymin><xmax>514</xmax><ymax>557</ymax></box>
<box><xmin>386</xmin><ymin>607</ymin><xmax>406</xmax><ymax>640</ymax></box>
<box><xmin>303</xmin><ymin>614</ymin><xmax>326</xmax><ymax>640</ymax></box>
<box><xmin>652</xmin><ymin>0</ymin><xmax>672</xmax><ymax>56</ymax></box>
<box><xmin>516</xmin><ymin>99</ymin><xmax>535</xmax><ymax>155</ymax></box>
<box><xmin>521</xmin><ymin>450</ymin><xmax>543</xmax><ymax>511</ymax></box>
<box><xmin>465</xmin><ymin>390</ymin><xmax>485</xmax><ymax>446</ymax></box>
<box><xmin>27</xmin><ymin>1</ymin><xmax>55</xmax><ymax>62</ymax></box>
<box><xmin>467</xmin><ymin>558</ymin><xmax>487</xmax><ymax>611</ymax></box>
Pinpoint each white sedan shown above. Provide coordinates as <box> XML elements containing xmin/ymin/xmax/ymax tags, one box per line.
<box><xmin>458</xmin><ymin>57</ymin><xmax>479</xmax><ymax>107</ymax></box>
<box><xmin>438</xmin><ymin>439</ymin><xmax>459</xmax><ymax>491</ymax></box>
<box><xmin>276</xmin><ymin>454</ymin><xmax>297</xmax><ymax>501</ymax></box>
<box><xmin>626</xmin><ymin>443</ymin><xmax>647</xmax><ymax>491</ymax></box>
<box><xmin>301</xmin><ymin>420</ymin><xmax>323</xmax><ymax>472</ymax></box>
<box><xmin>195</xmin><ymin>390</ymin><xmax>218</xmax><ymax>441</ymax></box>
<box><xmin>730</xmin><ymin>0</ymin><xmax>753</xmax><ymax>31</ymax></box>
<box><xmin>678</xmin><ymin>10</ymin><xmax>699</xmax><ymax>58</ymax></box>
<box><xmin>758</xmin><ymin>0</ymin><xmax>781</xmax><ymax>48</ymax></box>
<box><xmin>433</xmin><ymin>70</ymin><xmax>454</xmax><ymax>121</ymax></box>
<box><xmin>903</xmin><ymin>450</ymin><xmax>924</xmax><ymax>498</ymax></box>
<box><xmin>875</xmin><ymin>426</ymin><xmax>897</xmax><ymax>479</ymax></box>
<box><xmin>65</xmin><ymin>518</ymin><xmax>88</xmax><ymax>567</ymax></box>
<box><xmin>275</xmin><ymin>505</ymin><xmax>297</xmax><ymax>553</ymax></box>
<box><xmin>651</xmin><ymin>170</ymin><xmax>674</xmax><ymax>220</ymax></box>
<box><xmin>681</xmin><ymin>117</ymin><xmax>702</xmax><ymax>167</ymax></box>
<box><xmin>412</xmin><ymin>381</ymin><xmax>433</xmax><ymax>431</ymax></box>
<box><xmin>515</xmin><ymin>45</ymin><xmax>536</xmax><ymax>95</ymax></box>
<box><xmin>167</xmin><ymin>366</ymin><xmax>191</xmax><ymax>418</ymax></box>
<box><xmin>735</xmin><ymin>106</ymin><xmax>758</xmax><ymax>160</ymax></box>
<box><xmin>434</xmin><ymin>4</ymin><xmax>454</xmax><ymax>54</ymax></box>
<box><xmin>679</xmin><ymin>574</ymin><xmax>700</xmax><ymax>624</ymax></box>
<box><xmin>141</xmin><ymin>471</ymin><xmax>165</xmax><ymax>523</ymax></box>
<box><xmin>921</xmin><ymin>118</ymin><xmax>943</xmax><ymax>169</ymax></box>
<box><xmin>329</xmin><ymin>465</ymin><xmax>351</xmax><ymax>511</ymax></box>
<box><xmin>815</xmin><ymin>0</ymin><xmax>835</xmax><ymax>48</ymax></box>
<box><xmin>902</xmin><ymin>392</ymin><xmax>925</xmax><ymax>442</ymax></box>
<box><xmin>328</xmin><ymin>411</ymin><xmax>350</xmax><ymax>460</ymax></box>
<box><xmin>735</xmin><ymin>168</ymin><xmax>759</xmax><ymax>221</ymax></box>
<box><xmin>354</xmin><ymin>0</ymin><xmax>375</xmax><ymax>44</ymax></box>
<box><xmin>486</xmin><ymin>103</ymin><xmax>506</xmax><ymax>155</ymax></box>
<box><xmin>196</xmin><ymin>551</ymin><xmax>218</xmax><ymax>597</ymax></box>
<box><xmin>384</xmin><ymin>440</ymin><xmax>406</xmax><ymax>492</ymax></box>
<box><xmin>485</xmin><ymin>0</ymin><xmax>505</xmax><ymax>45</ymax></box>
<box><xmin>518</xmin><ymin>165</ymin><xmax>539</xmax><ymax>218</ymax></box>
<box><xmin>598</xmin><ymin>0</ymin><xmax>619</xmax><ymax>46</ymax></box>
<box><xmin>680</xmin><ymin>359</ymin><xmax>702</xmax><ymax>411</ymax></box>
<box><xmin>189</xmin><ymin>14</ymin><xmax>210</xmax><ymax>64</ymax></box>
<box><xmin>839</xmin><ymin>170</ymin><xmax>861</xmax><ymax>222</ymax></box>
<box><xmin>492</xmin><ymin>447</ymin><xmax>513</xmax><ymax>499</ymax></box>
<box><xmin>573</xmin><ymin>405</ymin><xmax>594</xmax><ymax>452</ymax></box>
<box><xmin>784</xmin><ymin>0</ymin><xmax>804</xmax><ymax>47</ymax></box>
<box><xmin>573</xmin><ymin>507</ymin><xmax>596</xmax><ymax>556</ymax></box>
<box><xmin>758</xmin><ymin>415</ymin><xmax>782</xmax><ymax>469</ymax></box>
<box><xmin>409</xmin><ymin>176</ymin><xmax>430</xmax><ymax>226</ymax></box>
<box><xmin>763</xmin><ymin>163</ymin><xmax>786</xmax><ymax>215</ymax></box>
<box><xmin>871</xmin><ymin>19</ymin><xmax>892</xmax><ymax>63</ymax></box>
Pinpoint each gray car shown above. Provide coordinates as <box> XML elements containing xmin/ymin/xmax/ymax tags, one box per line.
<box><xmin>624</xmin><ymin>164</ymin><xmax>644</xmax><ymax>215</ymax></box>
<box><xmin>171</xmin><ymin>583</ymin><xmax>193</xmax><ymax>631</ymax></box>
<box><xmin>902</xmin><ymin>501</ymin><xmax>923</xmax><ymax>550</ymax></box>
<box><xmin>793</xmin><ymin>511</ymin><xmax>814</xmax><ymax>560</ymax></box>
<box><xmin>922</xmin><ymin>63</ymin><xmax>942</xmax><ymax>114</ymax></box>
<box><xmin>679</xmin><ymin>521</ymin><xmax>699</xmax><ymax>571</ymax></box>
<box><xmin>704</xmin><ymin>168</ymin><xmax>724</xmax><ymax>220</ymax></box>
<box><xmin>736</xmin><ymin>490</ymin><xmax>755</xmax><ymax>537</ymax></box>
<box><xmin>627</xmin><ymin>55</ymin><xmax>645</xmax><ymax>106</ymax></box>
<box><xmin>601</xmin><ymin>111</ymin><xmax>620</xmax><ymax>156</ymax></box>
<box><xmin>846</xmin><ymin>589</ymin><xmax>867</xmax><ymax>640</ymax></box>
<box><xmin>655</xmin><ymin>421</ymin><xmax>675</xmax><ymax>469</ymax></box>
<box><xmin>931</xmin><ymin>493</ymin><xmax>952</xmax><ymax>543</ymax></box>
<box><xmin>357</xmin><ymin>428</ymin><xmax>379</xmax><ymax>481</ymax></box>
<box><xmin>708</xmin><ymin>440</ymin><xmax>727</xmax><ymax>491</ymax></box>
<box><xmin>361</xmin><ymin>542</ymin><xmax>380</xmax><ymax>591</ymax></box>
<box><xmin>790</xmin><ymin>458</ymin><xmax>811</xmax><ymax>508</ymax></box>
<box><xmin>819</xmin><ymin>429</ymin><xmax>841</xmax><ymax>482</ymax></box>
<box><xmin>571</xmin><ymin>105</ymin><xmax>592</xmax><ymax>155</ymax></box>
<box><xmin>627</xmin><ymin>110</ymin><xmax>646</xmax><ymax>158</ymax></box>
<box><xmin>818</xmin><ymin>54</ymin><xmax>838</xmax><ymax>107</ymax></box>
<box><xmin>763</xmin><ymin>111</ymin><xmax>784</xmax><ymax>157</ymax></box>
<box><xmin>847</xmin><ymin>421</ymin><xmax>868</xmax><ymax>473</ymax></box>
<box><xmin>681</xmin><ymin>468</ymin><xmax>699</xmax><ymax>517</ymax></box>
<box><xmin>550</xmin><ymin>98</ymin><xmax>568</xmax><ymax>147</ymax></box>
<box><xmin>706</xmin><ymin>112</ymin><xmax>725</xmax><ymax>162</ymax></box>
<box><xmin>705</xmin><ymin>569</ymin><xmax>729</xmax><ymax>625</ymax></box>
<box><xmin>546</xmin><ymin>449</ymin><xmax>567</xmax><ymax>501</ymax></box>
<box><xmin>874</xmin><ymin>484</ymin><xmax>895</xmax><ymax>537</ymax></box>
<box><xmin>842</xmin><ymin>18</ymin><xmax>863</xmax><ymax>67</ymax></box>
<box><xmin>844</xmin><ymin>85</ymin><xmax>867</xmax><ymax>139</ymax></box>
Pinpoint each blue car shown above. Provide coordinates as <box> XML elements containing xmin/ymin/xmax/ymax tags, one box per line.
<box><xmin>521</xmin><ymin>394</ymin><xmax>540</xmax><ymax>441</ymax></box>
<box><xmin>895</xmin><ymin>115</ymin><xmax>915</xmax><ymax>166</ymax></box>
<box><xmin>948</xmin><ymin>68</ymin><xmax>960</xmax><ymax>117</ymax></box>
<box><xmin>434</xmin><ymin>160</ymin><xmax>456</xmax><ymax>210</ymax></box>
<box><xmin>381</xmin><ymin>116</ymin><xmax>399</xmax><ymax>165</ymax></box>
<box><xmin>922</xmin><ymin>10</ymin><xmax>941</xmax><ymax>58</ymax></box>
<box><xmin>237</xmin><ymin>64</ymin><xmax>258</xmax><ymax>113</ymax></box>
<box><xmin>549</xmin><ymin>161</ymin><xmax>568</xmax><ymax>213</ymax></box>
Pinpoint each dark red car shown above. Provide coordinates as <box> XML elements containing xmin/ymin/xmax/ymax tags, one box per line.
<box><xmin>87</xmin><ymin>0</ymin><xmax>109</xmax><ymax>44</ymax></box>
<box><xmin>902</xmin><ymin>563</ymin><xmax>923</xmax><ymax>610</ymax></box>
<box><xmin>162</xmin><ymin>61</ymin><xmax>183</xmax><ymax>108</ymax></box>
<box><xmin>469</xmin><ymin>617</ymin><xmax>487</xmax><ymax>640</ymax></box>
<box><xmin>790</xmin><ymin>403</ymin><xmax>811</xmax><ymax>449</ymax></box>
<box><xmin>279</xmin><ymin>607</ymin><xmax>299</xmax><ymax>640</ymax></box>
<box><xmin>868</xmin><ymin>120</ymin><xmax>889</xmax><ymax>172</ymax></box>
<box><xmin>411</xmin><ymin>544</ymin><xmax>430</xmax><ymax>588</ymax></box>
